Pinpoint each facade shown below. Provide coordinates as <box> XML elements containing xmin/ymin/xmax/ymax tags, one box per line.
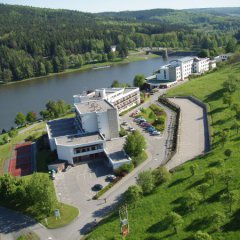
<box><xmin>74</xmin><ymin>87</ymin><xmax>140</xmax><ymax>113</ymax></box>
<box><xmin>176</xmin><ymin>57</ymin><xmax>194</xmax><ymax>79</ymax></box>
<box><xmin>192</xmin><ymin>57</ymin><xmax>209</xmax><ymax>73</ymax></box>
<box><xmin>146</xmin><ymin>56</ymin><xmax>213</xmax><ymax>89</ymax></box>
<box><xmin>47</xmin><ymin>88</ymin><xmax>133</xmax><ymax>169</ymax></box>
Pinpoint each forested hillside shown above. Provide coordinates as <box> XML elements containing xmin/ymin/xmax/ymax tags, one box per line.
<box><xmin>0</xmin><ymin>4</ymin><xmax>239</xmax><ymax>83</ymax></box>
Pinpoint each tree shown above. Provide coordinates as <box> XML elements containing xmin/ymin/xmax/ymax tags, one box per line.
<box><xmin>194</xmin><ymin>231</ymin><xmax>212</xmax><ymax>240</ymax></box>
<box><xmin>205</xmin><ymin>168</ymin><xmax>218</xmax><ymax>185</ymax></box>
<box><xmin>225</xmin><ymin>38</ymin><xmax>237</xmax><ymax>53</ymax></box>
<box><xmin>231</xmin><ymin>121</ymin><xmax>240</xmax><ymax>135</ymax></box>
<box><xmin>2</xmin><ymin>135</ymin><xmax>9</xmax><ymax>144</ymax></box>
<box><xmin>221</xmin><ymin>169</ymin><xmax>233</xmax><ymax>192</ymax></box>
<box><xmin>15</xmin><ymin>112</ymin><xmax>26</xmax><ymax>126</ymax></box>
<box><xmin>26</xmin><ymin>111</ymin><xmax>37</xmax><ymax>123</ymax></box>
<box><xmin>136</xmin><ymin>170</ymin><xmax>155</xmax><ymax>195</ymax></box>
<box><xmin>190</xmin><ymin>164</ymin><xmax>198</xmax><ymax>177</ymax></box>
<box><xmin>124</xmin><ymin>130</ymin><xmax>146</xmax><ymax>157</ymax></box>
<box><xmin>219</xmin><ymin>130</ymin><xmax>228</xmax><ymax>147</ymax></box>
<box><xmin>124</xmin><ymin>185</ymin><xmax>143</xmax><ymax>206</ymax></box>
<box><xmin>222</xmin><ymin>92</ymin><xmax>232</xmax><ymax>107</ymax></box>
<box><xmin>166</xmin><ymin>211</ymin><xmax>184</xmax><ymax>234</ymax></box>
<box><xmin>220</xmin><ymin>190</ymin><xmax>239</xmax><ymax>213</ymax></box>
<box><xmin>196</xmin><ymin>183</ymin><xmax>210</xmax><ymax>200</ymax></box>
<box><xmin>153</xmin><ymin>167</ymin><xmax>171</xmax><ymax>186</ymax></box>
<box><xmin>27</xmin><ymin>173</ymin><xmax>57</xmax><ymax>215</ymax></box>
<box><xmin>224</xmin><ymin>149</ymin><xmax>232</xmax><ymax>159</ymax></box>
<box><xmin>185</xmin><ymin>190</ymin><xmax>201</xmax><ymax>211</ymax></box>
<box><xmin>211</xmin><ymin>211</ymin><xmax>225</xmax><ymax>232</ymax></box>
<box><xmin>111</xmin><ymin>80</ymin><xmax>121</xmax><ymax>88</ymax></box>
<box><xmin>8</xmin><ymin>128</ymin><xmax>18</xmax><ymax>138</ymax></box>
<box><xmin>133</xmin><ymin>74</ymin><xmax>145</xmax><ymax>88</ymax></box>
<box><xmin>2</xmin><ymin>69</ymin><xmax>13</xmax><ymax>83</ymax></box>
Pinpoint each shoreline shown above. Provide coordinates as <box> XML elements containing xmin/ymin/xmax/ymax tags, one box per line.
<box><xmin>0</xmin><ymin>54</ymin><xmax>159</xmax><ymax>87</ymax></box>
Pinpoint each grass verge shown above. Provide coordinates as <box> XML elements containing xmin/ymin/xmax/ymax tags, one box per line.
<box><xmin>39</xmin><ymin>203</ymin><xmax>79</xmax><ymax>229</ymax></box>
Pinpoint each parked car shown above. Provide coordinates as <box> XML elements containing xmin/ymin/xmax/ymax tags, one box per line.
<box><xmin>92</xmin><ymin>184</ymin><xmax>103</xmax><ymax>191</ymax></box>
<box><xmin>128</xmin><ymin>127</ymin><xmax>136</xmax><ymax>132</ymax></box>
<box><xmin>151</xmin><ymin>131</ymin><xmax>161</xmax><ymax>135</ymax></box>
<box><xmin>105</xmin><ymin>175</ymin><xmax>117</xmax><ymax>181</ymax></box>
<box><xmin>148</xmin><ymin>127</ymin><xmax>156</xmax><ymax>133</ymax></box>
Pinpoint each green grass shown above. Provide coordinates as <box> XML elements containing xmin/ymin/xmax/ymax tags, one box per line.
<box><xmin>86</xmin><ymin>61</ymin><xmax>240</xmax><ymax>239</ymax></box>
<box><xmin>39</xmin><ymin>203</ymin><xmax>79</xmax><ymax>229</ymax></box>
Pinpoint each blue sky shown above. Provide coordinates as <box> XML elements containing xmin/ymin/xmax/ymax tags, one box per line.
<box><xmin>0</xmin><ymin>0</ymin><xmax>239</xmax><ymax>12</ymax></box>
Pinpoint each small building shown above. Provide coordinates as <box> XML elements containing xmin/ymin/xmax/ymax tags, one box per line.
<box><xmin>48</xmin><ymin>160</ymin><xmax>66</xmax><ymax>173</ymax></box>
<box><xmin>209</xmin><ymin>60</ymin><xmax>217</xmax><ymax>70</ymax></box>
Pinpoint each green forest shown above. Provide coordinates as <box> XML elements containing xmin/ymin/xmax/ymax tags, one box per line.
<box><xmin>0</xmin><ymin>4</ymin><xmax>239</xmax><ymax>83</ymax></box>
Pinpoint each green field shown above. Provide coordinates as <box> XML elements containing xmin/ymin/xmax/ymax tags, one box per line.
<box><xmin>86</xmin><ymin>61</ymin><xmax>240</xmax><ymax>239</ymax></box>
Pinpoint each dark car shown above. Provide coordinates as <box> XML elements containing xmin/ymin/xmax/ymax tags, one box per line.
<box><xmin>92</xmin><ymin>184</ymin><xmax>103</xmax><ymax>191</ymax></box>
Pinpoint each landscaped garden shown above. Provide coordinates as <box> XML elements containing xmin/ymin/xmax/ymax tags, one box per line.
<box><xmin>137</xmin><ymin>103</ymin><xmax>166</xmax><ymax>132</ymax></box>
<box><xmin>86</xmin><ymin>57</ymin><xmax>240</xmax><ymax>239</ymax></box>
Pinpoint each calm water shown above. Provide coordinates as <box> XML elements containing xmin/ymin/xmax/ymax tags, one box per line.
<box><xmin>0</xmin><ymin>56</ymin><xmax>178</xmax><ymax>130</ymax></box>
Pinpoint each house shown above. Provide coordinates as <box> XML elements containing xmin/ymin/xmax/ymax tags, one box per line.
<box><xmin>46</xmin><ymin>88</ymin><xmax>136</xmax><ymax>169</ymax></box>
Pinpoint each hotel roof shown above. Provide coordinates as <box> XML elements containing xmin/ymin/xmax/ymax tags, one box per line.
<box><xmin>74</xmin><ymin>99</ymin><xmax>114</xmax><ymax>114</ymax></box>
<box><xmin>56</xmin><ymin>132</ymin><xmax>104</xmax><ymax>146</ymax></box>
<box><xmin>47</xmin><ymin>118</ymin><xmax>77</xmax><ymax>139</ymax></box>
<box><xmin>177</xmin><ymin>57</ymin><xmax>194</xmax><ymax>63</ymax></box>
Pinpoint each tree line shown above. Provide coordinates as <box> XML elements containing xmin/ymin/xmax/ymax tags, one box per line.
<box><xmin>0</xmin><ymin>4</ymin><xmax>239</xmax><ymax>83</ymax></box>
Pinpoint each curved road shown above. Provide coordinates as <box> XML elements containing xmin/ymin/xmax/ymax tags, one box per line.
<box><xmin>0</xmin><ymin>90</ymin><xmax>209</xmax><ymax>240</ymax></box>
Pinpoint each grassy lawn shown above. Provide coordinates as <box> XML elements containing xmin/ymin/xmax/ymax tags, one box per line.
<box><xmin>86</xmin><ymin>61</ymin><xmax>240</xmax><ymax>239</ymax></box>
<box><xmin>39</xmin><ymin>203</ymin><xmax>79</xmax><ymax>229</ymax></box>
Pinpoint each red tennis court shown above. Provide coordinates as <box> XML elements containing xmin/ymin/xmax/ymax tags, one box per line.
<box><xmin>8</xmin><ymin>142</ymin><xmax>33</xmax><ymax>177</ymax></box>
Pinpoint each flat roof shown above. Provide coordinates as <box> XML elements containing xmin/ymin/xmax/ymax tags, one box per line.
<box><xmin>74</xmin><ymin>99</ymin><xmax>114</xmax><ymax>114</ymax></box>
<box><xmin>56</xmin><ymin>132</ymin><xmax>104</xmax><ymax>146</ymax></box>
<box><xmin>105</xmin><ymin>138</ymin><xmax>130</xmax><ymax>162</ymax></box>
<box><xmin>47</xmin><ymin>118</ymin><xmax>77</xmax><ymax>139</ymax></box>
<box><xmin>177</xmin><ymin>57</ymin><xmax>194</xmax><ymax>63</ymax></box>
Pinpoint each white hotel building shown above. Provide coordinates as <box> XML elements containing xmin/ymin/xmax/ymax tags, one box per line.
<box><xmin>46</xmin><ymin>87</ymin><xmax>140</xmax><ymax>169</ymax></box>
<box><xmin>147</xmin><ymin>56</ymin><xmax>210</xmax><ymax>89</ymax></box>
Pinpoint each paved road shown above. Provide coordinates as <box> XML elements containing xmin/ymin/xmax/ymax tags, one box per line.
<box><xmin>0</xmin><ymin>207</ymin><xmax>55</xmax><ymax>240</ymax></box>
<box><xmin>0</xmin><ymin>83</ymin><xmax>208</xmax><ymax>240</ymax></box>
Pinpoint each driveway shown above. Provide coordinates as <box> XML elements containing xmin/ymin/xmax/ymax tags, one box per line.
<box><xmin>54</xmin><ymin>160</ymin><xmax>113</xmax><ymax>210</ymax></box>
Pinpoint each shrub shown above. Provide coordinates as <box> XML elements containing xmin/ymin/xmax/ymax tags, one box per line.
<box><xmin>132</xmin><ymin>151</ymin><xmax>148</xmax><ymax>167</ymax></box>
<box><xmin>119</xmin><ymin>127</ymin><xmax>127</xmax><ymax>137</ymax></box>
<box><xmin>137</xmin><ymin>170</ymin><xmax>155</xmax><ymax>195</ymax></box>
<box><xmin>114</xmin><ymin>163</ymin><xmax>134</xmax><ymax>176</ymax></box>
<box><xmin>153</xmin><ymin>166</ymin><xmax>171</xmax><ymax>186</ymax></box>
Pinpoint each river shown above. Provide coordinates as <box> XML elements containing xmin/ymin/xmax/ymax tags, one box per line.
<box><xmin>0</xmin><ymin>56</ymin><xmax>179</xmax><ymax>130</ymax></box>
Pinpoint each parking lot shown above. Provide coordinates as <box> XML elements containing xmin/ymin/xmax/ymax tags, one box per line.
<box><xmin>54</xmin><ymin>160</ymin><xmax>113</xmax><ymax>212</ymax></box>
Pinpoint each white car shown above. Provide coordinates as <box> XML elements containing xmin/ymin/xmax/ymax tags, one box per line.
<box><xmin>151</xmin><ymin>131</ymin><xmax>161</xmax><ymax>136</ymax></box>
<box><xmin>106</xmin><ymin>175</ymin><xmax>117</xmax><ymax>181</ymax></box>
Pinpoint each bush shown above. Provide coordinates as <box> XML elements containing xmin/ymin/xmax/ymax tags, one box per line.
<box><xmin>153</xmin><ymin>166</ymin><xmax>171</xmax><ymax>186</ymax></box>
<box><xmin>8</xmin><ymin>129</ymin><xmax>18</xmax><ymax>138</ymax></box>
<box><xmin>119</xmin><ymin>127</ymin><xmax>127</xmax><ymax>137</ymax></box>
<box><xmin>132</xmin><ymin>151</ymin><xmax>148</xmax><ymax>167</ymax></box>
<box><xmin>137</xmin><ymin>170</ymin><xmax>155</xmax><ymax>195</ymax></box>
<box><xmin>114</xmin><ymin>163</ymin><xmax>134</xmax><ymax>176</ymax></box>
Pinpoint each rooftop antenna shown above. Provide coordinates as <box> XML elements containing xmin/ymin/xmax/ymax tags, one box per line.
<box><xmin>119</xmin><ymin>205</ymin><xmax>129</xmax><ymax>237</ymax></box>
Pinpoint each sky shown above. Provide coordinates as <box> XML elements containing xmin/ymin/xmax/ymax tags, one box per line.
<box><xmin>0</xmin><ymin>0</ymin><xmax>239</xmax><ymax>13</ymax></box>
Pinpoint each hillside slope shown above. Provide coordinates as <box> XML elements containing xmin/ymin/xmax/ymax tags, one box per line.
<box><xmin>86</xmin><ymin>60</ymin><xmax>240</xmax><ymax>239</ymax></box>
